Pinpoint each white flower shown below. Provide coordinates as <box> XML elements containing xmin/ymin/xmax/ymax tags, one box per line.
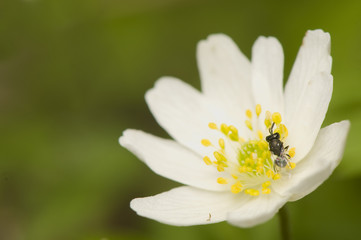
<box><xmin>119</xmin><ymin>29</ymin><xmax>350</xmax><ymax>228</ymax></box>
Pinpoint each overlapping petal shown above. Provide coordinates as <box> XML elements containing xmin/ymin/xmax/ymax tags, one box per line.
<box><xmin>145</xmin><ymin>77</ymin><xmax>231</xmax><ymax>156</ymax></box>
<box><xmin>131</xmin><ymin>186</ymin><xmax>243</xmax><ymax>226</ymax></box>
<box><xmin>273</xmin><ymin>120</ymin><xmax>350</xmax><ymax>200</ymax></box>
<box><xmin>227</xmin><ymin>192</ymin><xmax>288</xmax><ymax>228</ymax></box>
<box><xmin>251</xmin><ymin>36</ymin><xmax>284</xmax><ymax>115</ymax></box>
<box><xmin>120</xmin><ymin>129</ymin><xmax>227</xmax><ymax>191</ymax></box>
<box><xmin>286</xmin><ymin>72</ymin><xmax>333</xmax><ymax>163</ymax></box>
<box><xmin>284</xmin><ymin>30</ymin><xmax>333</xmax><ymax>161</ymax></box>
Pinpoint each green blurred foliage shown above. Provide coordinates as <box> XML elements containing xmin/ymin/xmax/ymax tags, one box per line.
<box><xmin>0</xmin><ymin>0</ymin><xmax>360</xmax><ymax>239</ymax></box>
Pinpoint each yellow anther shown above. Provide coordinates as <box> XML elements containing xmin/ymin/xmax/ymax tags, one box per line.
<box><xmin>218</xmin><ymin>138</ymin><xmax>225</xmax><ymax>149</ymax></box>
<box><xmin>278</xmin><ymin>124</ymin><xmax>288</xmax><ymax>139</ymax></box>
<box><xmin>203</xmin><ymin>156</ymin><xmax>212</xmax><ymax>165</ymax></box>
<box><xmin>245</xmin><ymin>120</ymin><xmax>253</xmax><ymax>130</ymax></box>
<box><xmin>257</xmin><ymin>158</ymin><xmax>264</xmax><ymax>165</ymax></box>
<box><xmin>220</xmin><ymin>123</ymin><xmax>229</xmax><ymax>135</ymax></box>
<box><xmin>264</xmin><ymin>111</ymin><xmax>272</xmax><ymax>128</ymax></box>
<box><xmin>251</xmin><ymin>190</ymin><xmax>260</xmax><ymax>196</ymax></box>
<box><xmin>257</xmin><ymin>130</ymin><xmax>263</xmax><ymax>140</ymax></box>
<box><xmin>231</xmin><ymin>174</ymin><xmax>238</xmax><ymax>179</ymax></box>
<box><xmin>288</xmin><ymin>162</ymin><xmax>296</xmax><ymax>169</ymax></box>
<box><xmin>272</xmin><ymin>112</ymin><xmax>282</xmax><ymax>125</ymax></box>
<box><xmin>229</xmin><ymin>133</ymin><xmax>239</xmax><ymax>142</ymax></box>
<box><xmin>244</xmin><ymin>189</ymin><xmax>252</xmax><ymax>195</ymax></box>
<box><xmin>208</xmin><ymin>122</ymin><xmax>218</xmax><ymax>130</ymax></box>
<box><xmin>217</xmin><ymin>177</ymin><xmax>228</xmax><ymax>184</ymax></box>
<box><xmin>214</xmin><ymin>151</ymin><xmax>227</xmax><ymax>163</ymax></box>
<box><xmin>258</xmin><ymin>141</ymin><xmax>268</xmax><ymax>150</ymax></box>
<box><xmin>262</xmin><ymin>181</ymin><xmax>271</xmax><ymax>188</ymax></box>
<box><xmin>217</xmin><ymin>165</ymin><xmax>225</xmax><ymax>172</ymax></box>
<box><xmin>288</xmin><ymin>147</ymin><xmax>296</xmax><ymax>158</ymax></box>
<box><xmin>231</xmin><ymin>181</ymin><xmax>242</xmax><ymax>194</ymax></box>
<box><xmin>262</xmin><ymin>188</ymin><xmax>271</xmax><ymax>194</ymax></box>
<box><xmin>201</xmin><ymin>139</ymin><xmax>212</xmax><ymax>147</ymax></box>
<box><xmin>229</xmin><ymin>125</ymin><xmax>238</xmax><ymax>134</ymax></box>
<box><xmin>266</xmin><ymin>169</ymin><xmax>274</xmax><ymax>178</ymax></box>
<box><xmin>245</xmin><ymin>158</ymin><xmax>253</xmax><ymax>165</ymax></box>
<box><xmin>256</xmin><ymin>165</ymin><xmax>264</xmax><ymax>173</ymax></box>
<box><xmin>273</xmin><ymin>174</ymin><xmax>281</xmax><ymax>180</ymax></box>
<box><xmin>256</xmin><ymin>104</ymin><xmax>262</xmax><ymax>117</ymax></box>
<box><xmin>238</xmin><ymin>166</ymin><xmax>247</xmax><ymax>173</ymax></box>
<box><xmin>262</xmin><ymin>150</ymin><xmax>271</xmax><ymax>159</ymax></box>
<box><xmin>246</xmin><ymin>109</ymin><xmax>252</xmax><ymax>119</ymax></box>
<box><xmin>246</xmin><ymin>167</ymin><xmax>253</xmax><ymax>172</ymax></box>
<box><xmin>229</xmin><ymin>125</ymin><xmax>239</xmax><ymax>141</ymax></box>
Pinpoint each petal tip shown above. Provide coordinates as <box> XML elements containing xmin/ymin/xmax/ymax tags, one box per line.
<box><xmin>303</xmin><ymin>29</ymin><xmax>331</xmax><ymax>52</ymax></box>
<box><xmin>118</xmin><ymin>129</ymin><xmax>133</xmax><ymax>147</ymax></box>
<box><xmin>197</xmin><ymin>33</ymin><xmax>237</xmax><ymax>56</ymax></box>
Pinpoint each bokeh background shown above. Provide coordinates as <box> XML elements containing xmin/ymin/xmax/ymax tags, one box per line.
<box><xmin>1</xmin><ymin>0</ymin><xmax>361</xmax><ymax>239</ymax></box>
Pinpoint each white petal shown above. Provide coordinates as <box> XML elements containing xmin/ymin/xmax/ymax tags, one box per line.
<box><xmin>284</xmin><ymin>29</ymin><xmax>332</xmax><ymax>161</ymax></box>
<box><xmin>119</xmin><ymin>129</ymin><xmax>227</xmax><ymax>191</ymax></box>
<box><xmin>251</xmin><ymin>36</ymin><xmax>284</xmax><ymax>114</ymax></box>
<box><xmin>286</xmin><ymin>72</ymin><xmax>333</xmax><ymax>162</ymax></box>
<box><xmin>145</xmin><ymin>77</ymin><xmax>232</xmax><ymax>156</ymax></box>
<box><xmin>197</xmin><ymin>34</ymin><xmax>253</xmax><ymax>123</ymax></box>
<box><xmin>273</xmin><ymin>120</ymin><xmax>350</xmax><ymax>201</ymax></box>
<box><xmin>227</xmin><ymin>192</ymin><xmax>288</xmax><ymax>228</ymax></box>
<box><xmin>131</xmin><ymin>186</ymin><xmax>243</xmax><ymax>226</ymax></box>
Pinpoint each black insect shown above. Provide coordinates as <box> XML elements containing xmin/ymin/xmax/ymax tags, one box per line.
<box><xmin>266</xmin><ymin>122</ymin><xmax>291</xmax><ymax>171</ymax></box>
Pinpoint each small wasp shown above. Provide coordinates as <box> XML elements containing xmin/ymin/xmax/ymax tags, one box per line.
<box><xmin>266</xmin><ymin>122</ymin><xmax>291</xmax><ymax>171</ymax></box>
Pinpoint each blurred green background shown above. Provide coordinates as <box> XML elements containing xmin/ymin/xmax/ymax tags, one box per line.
<box><xmin>1</xmin><ymin>0</ymin><xmax>361</xmax><ymax>239</ymax></box>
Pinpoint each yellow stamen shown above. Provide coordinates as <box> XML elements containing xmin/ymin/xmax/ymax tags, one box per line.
<box><xmin>245</xmin><ymin>189</ymin><xmax>260</xmax><ymax>196</ymax></box>
<box><xmin>246</xmin><ymin>109</ymin><xmax>252</xmax><ymax>119</ymax></box>
<box><xmin>203</xmin><ymin>156</ymin><xmax>212</xmax><ymax>165</ymax></box>
<box><xmin>266</xmin><ymin>169</ymin><xmax>274</xmax><ymax>178</ymax></box>
<box><xmin>288</xmin><ymin>162</ymin><xmax>296</xmax><ymax>169</ymax></box>
<box><xmin>217</xmin><ymin>177</ymin><xmax>228</xmax><ymax>184</ymax></box>
<box><xmin>238</xmin><ymin>166</ymin><xmax>247</xmax><ymax>173</ymax></box>
<box><xmin>262</xmin><ymin>181</ymin><xmax>271</xmax><ymax>188</ymax></box>
<box><xmin>231</xmin><ymin>181</ymin><xmax>242</xmax><ymax>194</ymax></box>
<box><xmin>272</xmin><ymin>112</ymin><xmax>282</xmax><ymax>125</ymax></box>
<box><xmin>214</xmin><ymin>151</ymin><xmax>227</xmax><ymax>162</ymax></box>
<box><xmin>201</xmin><ymin>139</ymin><xmax>212</xmax><ymax>147</ymax></box>
<box><xmin>245</xmin><ymin>120</ymin><xmax>253</xmax><ymax>130</ymax></box>
<box><xmin>273</xmin><ymin>174</ymin><xmax>281</xmax><ymax>180</ymax></box>
<box><xmin>262</xmin><ymin>188</ymin><xmax>271</xmax><ymax>194</ymax></box>
<box><xmin>220</xmin><ymin>123</ymin><xmax>229</xmax><ymax>135</ymax></box>
<box><xmin>229</xmin><ymin>125</ymin><xmax>239</xmax><ymax>141</ymax></box>
<box><xmin>208</xmin><ymin>122</ymin><xmax>218</xmax><ymax>130</ymax></box>
<box><xmin>257</xmin><ymin>158</ymin><xmax>264</xmax><ymax>165</ymax></box>
<box><xmin>252</xmin><ymin>190</ymin><xmax>260</xmax><ymax>196</ymax></box>
<box><xmin>257</xmin><ymin>130</ymin><xmax>263</xmax><ymax>140</ymax></box>
<box><xmin>264</xmin><ymin>111</ymin><xmax>272</xmax><ymax>128</ymax></box>
<box><xmin>256</xmin><ymin>165</ymin><xmax>264</xmax><ymax>173</ymax></box>
<box><xmin>231</xmin><ymin>174</ymin><xmax>238</xmax><ymax>179</ymax></box>
<box><xmin>278</xmin><ymin>124</ymin><xmax>288</xmax><ymax>139</ymax></box>
<box><xmin>288</xmin><ymin>147</ymin><xmax>296</xmax><ymax>158</ymax></box>
<box><xmin>256</xmin><ymin>104</ymin><xmax>262</xmax><ymax>117</ymax></box>
<box><xmin>218</xmin><ymin>138</ymin><xmax>225</xmax><ymax>149</ymax></box>
<box><xmin>217</xmin><ymin>165</ymin><xmax>225</xmax><ymax>172</ymax></box>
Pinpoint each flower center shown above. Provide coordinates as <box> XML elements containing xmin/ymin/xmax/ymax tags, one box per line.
<box><xmin>201</xmin><ymin>104</ymin><xmax>296</xmax><ymax>196</ymax></box>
